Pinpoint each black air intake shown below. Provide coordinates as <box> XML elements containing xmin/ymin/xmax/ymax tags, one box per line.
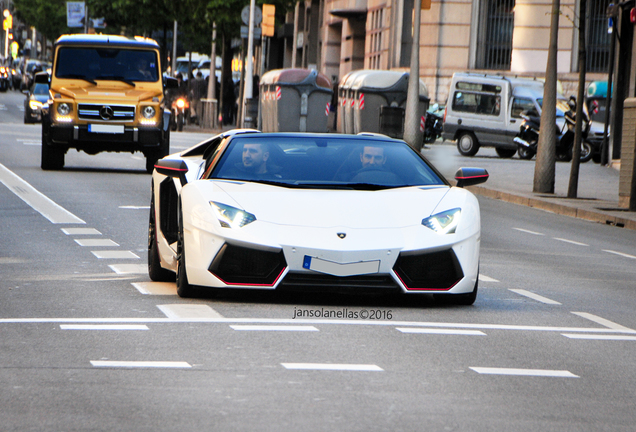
<box><xmin>393</xmin><ymin>249</ymin><xmax>463</xmax><ymax>290</ymax></box>
<box><xmin>209</xmin><ymin>244</ymin><xmax>286</xmax><ymax>286</ymax></box>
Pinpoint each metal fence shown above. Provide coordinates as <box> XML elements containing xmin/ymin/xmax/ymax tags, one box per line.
<box><xmin>481</xmin><ymin>0</ymin><xmax>515</xmax><ymax>70</ymax></box>
<box><xmin>586</xmin><ymin>0</ymin><xmax>612</xmax><ymax>73</ymax></box>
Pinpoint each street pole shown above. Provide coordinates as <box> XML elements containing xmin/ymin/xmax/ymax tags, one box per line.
<box><xmin>533</xmin><ymin>0</ymin><xmax>560</xmax><ymax>194</ymax></box>
<box><xmin>567</xmin><ymin>0</ymin><xmax>587</xmax><ymax>198</ymax></box>
<box><xmin>172</xmin><ymin>21</ymin><xmax>177</xmax><ymax>76</ymax></box>
<box><xmin>244</xmin><ymin>0</ymin><xmax>255</xmax><ymax>100</ymax></box>
<box><xmin>601</xmin><ymin>9</ymin><xmax>616</xmax><ymax>166</ymax></box>
<box><xmin>207</xmin><ymin>22</ymin><xmax>217</xmax><ymax>128</ymax></box>
<box><xmin>403</xmin><ymin>0</ymin><xmax>422</xmax><ymax>151</ymax></box>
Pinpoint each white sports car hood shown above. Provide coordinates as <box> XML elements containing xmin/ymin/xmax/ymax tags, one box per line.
<box><xmin>204</xmin><ymin>180</ymin><xmax>452</xmax><ymax>229</ymax></box>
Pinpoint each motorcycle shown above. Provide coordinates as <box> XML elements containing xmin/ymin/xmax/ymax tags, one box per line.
<box><xmin>171</xmin><ymin>95</ymin><xmax>189</xmax><ymax>132</ymax></box>
<box><xmin>0</xmin><ymin>66</ymin><xmax>10</xmax><ymax>92</ymax></box>
<box><xmin>423</xmin><ymin>104</ymin><xmax>444</xmax><ymax>144</ymax></box>
<box><xmin>513</xmin><ymin>97</ymin><xmax>593</xmax><ymax>163</ymax></box>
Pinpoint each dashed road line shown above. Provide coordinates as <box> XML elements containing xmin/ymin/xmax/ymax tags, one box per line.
<box><xmin>230</xmin><ymin>325</ymin><xmax>319</xmax><ymax>332</ymax></box>
<box><xmin>602</xmin><ymin>249</ymin><xmax>636</xmax><ymax>260</ymax></box>
<box><xmin>509</xmin><ymin>289</ymin><xmax>561</xmax><ymax>305</ymax></box>
<box><xmin>513</xmin><ymin>227</ymin><xmax>544</xmax><ymax>236</ymax></box>
<box><xmin>553</xmin><ymin>237</ymin><xmax>589</xmax><ymax>246</ymax></box>
<box><xmin>157</xmin><ymin>304</ymin><xmax>224</xmax><ymax>319</ymax></box>
<box><xmin>62</xmin><ymin>228</ymin><xmax>102</xmax><ymax>235</ymax></box>
<box><xmin>571</xmin><ymin>312</ymin><xmax>633</xmax><ymax>331</ymax></box>
<box><xmin>91</xmin><ymin>250</ymin><xmax>139</xmax><ymax>259</ymax></box>
<box><xmin>469</xmin><ymin>367</ymin><xmax>578</xmax><ymax>378</ymax></box>
<box><xmin>119</xmin><ymin>206</ymin><xmax>150</xmax><ymax>210</ymax></box>
<box><xmin>110</xmin><ymin>264</ymin><xmax>147</xmax><ymax>274</ymax></box>
<box><xmin>282</xmin><ymin>363</ymin><xmax>383</xmax><ymax>371</ymax></box>
<box><xmin>562</xmin><ymin>334</ymin><xmax>636</xmax><ymax>341</ymax></box>
<box><xmin>479</xmin><ymin>274</ymin><xmax>499</xmax><ymax>283</ymax></box>
<box><xmin>397</xmin><ymin>328</ymin><xmax>486</xmax><ymax>335</ymax></box>
<box><xmin>132</xmin><ymin>282</ymin><xmax>176</xmax><ymax>295</ymax></box>
<box><xmin>61</xmin><ymin>324</ymin><xmax>149</xmax><ymax>330</ymax></box>
<box><xmin>91</xmin><ymin>361</ymin><xmax>191</xmax><ymax>369</ymax></box>
<box><xmin>75</xmin><ymin>239</ymin><xmax>119</xmax><ymax>247</ymax></box>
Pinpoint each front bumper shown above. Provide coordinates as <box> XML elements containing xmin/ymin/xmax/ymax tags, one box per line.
<box><xmin>48</xmin><ymin>123</ymin><xmax>164</xmax><ymax>153</ymax></box>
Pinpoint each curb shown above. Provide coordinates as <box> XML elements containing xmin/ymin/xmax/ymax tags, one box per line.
<box><xmin>466</xmin><ymin>185</ymin><xmax>636</xmax><ymax>231</ymax></box>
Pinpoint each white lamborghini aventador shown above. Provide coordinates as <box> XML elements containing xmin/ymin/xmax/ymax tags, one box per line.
<box><xmin>149</xmin><ymin>130</ymin><xmax>488</xmax><ymax>304</ymax></box>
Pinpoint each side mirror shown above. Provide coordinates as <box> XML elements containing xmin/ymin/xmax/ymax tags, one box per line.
<box><xmin>154</xmin><ymin>159</ymin><xmax>188</xmax><ymax>186</ymax></box>
<box><xmin>164</xmin><ymin>76</ymin><xmax>178</xmax><ymax>89</ymax></box>
<box><xmin>454</xmin><ymin>167</ymin><xmax>489</xmax><ymax>188</ymax></box>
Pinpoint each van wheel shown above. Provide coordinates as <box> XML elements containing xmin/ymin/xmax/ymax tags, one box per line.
<box><xmin>495</xmin><ymin>147</ymin><xmax>517</xmax><ymax>158</ymax></box>
<box><xmin>457</xmin><ymin>133</ymin><xmax>479</xmax><ymax>157</ymax></box>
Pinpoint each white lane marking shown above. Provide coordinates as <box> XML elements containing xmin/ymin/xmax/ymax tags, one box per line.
<box><xmin>110</xmin><ymin>264</ymin><xmax>147</xmax><ymax>274</ymax></box>
<box><xmin>282</xmin><ymin>363</ymin><xmax>383</xmax><ymax>371</ymax></box>
<box><xmin>602</xmin><ymin>250</ymin><xmax>636</xmax><ymax>260</ymax></box>
<box><xmin>0</xmin><ymin>163</ymin><xmax>85</xmax><ymax>224</ymax></box>
<box><xmin>91</xmin><ymin>361</ymin><xmax>191</xmax><ymax>369</ymax></box>
<box><xmin>20</xmin><ymin>141</ymin><xmax>41</xmax><ymax>146</ymax></box>
<box><xmin>470</xmin><ymin>367</ymin><xmax>578</xmax><ymax>378</ymax></box>
<box><xmin>0</xmin><ymin>104</ymin><xmax>6</xmax><ymax>110</ymax></box>
<box><xmin>562</xmin><ymin>334</ymin><xmax>636</xmax><ymax>341</ymax></box>
<box><xmin>513</xmin><ymin>227</ymin><xmax>544</xmax><ymax>236</ymax></box>
<box><xmin>509</xmin><ymin>289</ymin><xmax>561</xmax><ymax>305</ymax></box>
<box><xmin>479</xmin><ymin>274</ymin><xmax>499</xmax><ymax>283</ymax></box>
<box><xmin>157</xmin><ymin>304</ymin><xmax>224</xmax><ymax>319</ymax></box>
<box><xmin>397</xmin><ymin>328</ymin><xmax>486</xmax><ymax>335</ymax></box>
<box><xmin>119</xmin><ymin>206</ymin><xmax>150</xmax><ymax>210</ymax></box>
<box><xmin>230</xmin><ymin>325</ymin><xmax>319</xmax><ymax>332</ymax></box>
<box><xmin>61</xmin><ymin>324</ymin><xmax>149</xmax><ymax>330</ymax></box>
<box><xmin>91</xmin><ymin>251</ymin><xmax>139</xmax><ymax>259</ymax></box>
<box><xmin>1</xmin><ymin>317</ymin><xmax>634</xmax><ymax>334</ymax></box>
<box><xmin>75</xmin><ymin>239</ymin><xmax>119</xmax><ymax>247</ymax></box>
<box><xmin>571</xmin><ymin>312</ymin><xmax>633</xmax><ymax>331</ymax></box>
<box><xmin>553</xmin><ymin>237</ymin><xmax>589</xmax><ymax>246</ymax></box>
<box><xmin>132</xmin><ymin>282</ymin><xmax>176</xmax><ymax>295</ymax></box>
<box><xmin>62</xmin><ymin>228</ymin><xmax>102</xmax><ymax>235</ymax></box>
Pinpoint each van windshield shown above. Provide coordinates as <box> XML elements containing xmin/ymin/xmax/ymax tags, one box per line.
<box><xmin>55</xmin><ymin>47</ymin><xmax>159</xmax><ymax>83</ymax></box>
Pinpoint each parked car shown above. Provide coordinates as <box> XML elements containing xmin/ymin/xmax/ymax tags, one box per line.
<box><xmin>149</xmin><ymin>129</ymin><xmax>489</xmax><ymax>304</ymax></box>
<box><xmin>23</xmin><ymin>72</ymin><xmax>50</xmax><ymax>123</ymax></box>
<box><xmin>442</xmin><ymin>72</ymin><xmax>560</xmax><ymax>158</ymax></box>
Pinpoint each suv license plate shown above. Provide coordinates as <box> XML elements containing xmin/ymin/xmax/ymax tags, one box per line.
<box><xmin>89</xmin><ymin>124</ymin><xmax>124</xmax><ymax>134</ymax></box>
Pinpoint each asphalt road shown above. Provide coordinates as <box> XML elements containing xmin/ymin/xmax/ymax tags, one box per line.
<box><xmin>1</xmin><ymin>89</ymin><xmax>636</xmax><ymax>431</ymax></box>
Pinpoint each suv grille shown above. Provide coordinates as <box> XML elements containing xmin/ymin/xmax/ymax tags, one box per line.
<box><xmin>78</xmin><ymin>104</ymin><xmax>135</xmax><ymax>122</ymax></box>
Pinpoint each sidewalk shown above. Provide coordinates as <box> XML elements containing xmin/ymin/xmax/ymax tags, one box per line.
<box><xmin>422</xmin><ymin>143</ymin><xmax>636</xmax><ymax>231</ymax></box>
<box><xmin>183</xmin><ymin>124</ymin><xmax>636</xmax><ymax>231</ymax></box>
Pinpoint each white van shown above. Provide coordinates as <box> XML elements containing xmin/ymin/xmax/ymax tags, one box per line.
<box><xmin>442</xmin><ymin>73</ymin><xmax>549</xmax><ymax>157</ymax></box>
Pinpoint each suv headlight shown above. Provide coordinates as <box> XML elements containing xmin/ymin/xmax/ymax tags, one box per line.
<box><xmin>142</xmin><ymin>106</ymin><xmax>156</xmax><ymax>119</ymax></box>
<box><xmin>422</xmin><ymin>208</ymin><xmax>461</xmax><ymax>234</ymax></box>
<box><xmin>57</xmin><ymin>103</ymin><xmax>71</xmax><ymax>116</ymax></box>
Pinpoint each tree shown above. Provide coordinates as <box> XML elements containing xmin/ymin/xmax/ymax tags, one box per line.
<box><xmin>13</xmin><ymin>0</ymin><xmax>68</xmax><ymax>41</ymax></box>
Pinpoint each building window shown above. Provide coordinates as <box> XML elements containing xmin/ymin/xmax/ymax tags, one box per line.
<box><xmin>367</xmin><ymin>8</ymin><xmax>384</xmax><ymax>69</ymax></box>
<box><xmin>586</xmin><ymin>0</ymin><xmax>611</xmax><ymax>72</ymax></box>
<box><xmin>476</xmin><ymin>0</ymin><xmax>515</xmax><ymax>70</ymax></box>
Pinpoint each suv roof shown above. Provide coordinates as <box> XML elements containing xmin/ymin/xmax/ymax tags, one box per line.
<box><xmin>55</xmin><ymin>34</ymin><xmax>159</xmax><ymax>49</ymax></box>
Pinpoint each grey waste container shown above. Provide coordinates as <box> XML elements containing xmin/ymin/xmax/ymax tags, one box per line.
<box><xmin>336</xmin><ymin>70</ymin><xmax>354</xmax><ymax>134</ymax></box>
<box><xmin>259</xmin><ymin>68</ymin><xmax>333</xmax><ymax>132</ymax></box>
<box><xmin>345</xmin><ymin>70</ymin><xmax>429</xmax><ymax>138</ymax></box>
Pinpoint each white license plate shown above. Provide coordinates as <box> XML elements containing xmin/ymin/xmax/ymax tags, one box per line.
<box><xmin>89</xmin><ymin>124</ymin><xmax>124</xmax><ymax>134</ymax></box>
<box><xmin>302</xmin><ymin>255</ymin><xmax>380</xmax><ymax>277</ymax></box>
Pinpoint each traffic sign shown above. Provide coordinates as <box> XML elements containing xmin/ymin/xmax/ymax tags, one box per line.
<box><xmin>241</xmin><ymin>5</ymin><xmax>262</xmax><ymax>25</ymax></box>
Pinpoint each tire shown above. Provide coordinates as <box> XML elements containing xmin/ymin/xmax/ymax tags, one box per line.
<box><xmin>495</xmin><ymin>147</ymin><xmax>517</xmax><ymax>158</ymax></box>
<box><xmin>177</xmin><ymin>112</ymin><xmax>184</xmax><ymax>132</ymax></box>
<box><xmin>517</xmin><ymin>144</ymin><xmax>535</xmax><ymax>160</ymax></box>
<box><xmin>579</xmin><ymin>140</ymin><xmax>593</xmax><ymax>163</ymax></box>
<box><xmin>176</xmin><ymin>204</ymin><xmax>196</xmax><ymax>298</ymax></box>
<box><xmin>592</xmin><ymin>152</ymin><xmax>601</xmax><ymax>164</ymax></box>
<box><xmin>148</xmin><ymin>194</ymin><xmax>175</xmax><ymax>282</ymax></box>
<box><xmin>41</xmin><ymin>125</ymin><xmax>65</xmax><ymax>170</ymax></box>
<box><xmin>434</xmin><ymin>277</ymin><xmax>479</xmax><ymax>306</ymax></box>
<box><xmin>456</xmin><ymin>133</ymin><xmax>479</xmax><ymax>157</ymax></box>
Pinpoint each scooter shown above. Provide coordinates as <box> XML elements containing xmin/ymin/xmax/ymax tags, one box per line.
<box><xmin>171</xmin><ymin>95</ymin><xmax>190</xmax><ymax>132</ymax></box>
<box><xmin>513</xmin><ymin>98</ymin><xmax>593</xmax><ymax>163</ymax></box>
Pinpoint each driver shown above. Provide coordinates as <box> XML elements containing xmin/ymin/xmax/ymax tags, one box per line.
<box><xmin>223</xmin><ymin>142</ymin><xmax>282</xmax><ymax>180</ymax></box>
<box><xmin>360</xmin><ymin>146</ymin><xmax>386</xmax><ymax>169</ymax></box>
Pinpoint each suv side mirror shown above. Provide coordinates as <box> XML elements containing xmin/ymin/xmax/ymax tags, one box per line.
<box><xmin>454</xmin><ymin>167</ymin><xmax>489</xmax><ymax>188</ymax></box>
<box><xmin>164</xmin><ymin>76</ymin><xmax>178</xmax><ymax>89</ymax></box>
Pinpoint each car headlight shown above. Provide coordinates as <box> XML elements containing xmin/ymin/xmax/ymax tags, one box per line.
<box><xmin>210</xmin><ymin>201</ymin><xmax>256</xmax><ymax>228</ymax></box>
<box><xmin>422</xmin><ymin>208</ymin><xmax>461</xmax><ymax>234</ymax></box>
<box><xmin>29</xmin><ymin>100</ymin><xmax>43</xmax><ymax>110</ymax></box>
<box><xmin>142</xmin><ymin>105</ymin><xmax>156</xmax><ymax>119</ymax></box>
<box><xmin>57</xmin><ymin>103</ymin><xmax>71</xmax><ymax>116</ymax></box>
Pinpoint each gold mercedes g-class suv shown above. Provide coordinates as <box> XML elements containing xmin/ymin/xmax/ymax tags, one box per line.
<box><xmin>40</xmin><ymin>34</ymin><xmax>177</xmax><ymax>172</ymax></box>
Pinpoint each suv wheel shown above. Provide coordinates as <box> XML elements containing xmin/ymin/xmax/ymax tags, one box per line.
<box><xmin>41</xmin><ymin>126</ymin><xmax>65</xmax><ymax>170</ymax></box>
<box><xmin>495</xmin><ymin>147</ymin><xmax>517</xmax><ymax>158</ymax></box>
<box><xmin>457</xmin><ymin>133</ymin><xmax>480</xmax><ymax>157</ymax></box>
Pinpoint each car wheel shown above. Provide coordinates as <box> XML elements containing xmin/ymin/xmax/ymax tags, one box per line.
<box><xmin>579</xmin><ymin>140</ymin><xmax>593</xmax><ymax>163</ymax></box>
<box><xmin>517</xmin><ymin>144</ymin><xmax>535</xmax><ymax>160</ymax></box>
<box><xmin>41</xmin><ymin>126</ymin><xmax>65</xmax><ymax>170</ymax></box>
<box><xmin>148</xmin><ymin>194</ymin><xmax>175</xmax><ymax>282</ymax></box>
<box><xmin>456</xmin><ymin>133</ymin><xmax>479</xmax><ymax>157</ymax></box>
<box><xmin>495</xmin><ymin>147</ymin><xmax>517</xmax><ymax>158</ymax></box>
<box><xmin>176</xmin><ymin>205</ymin><xmax>196</xmax><ymax>298</ymax></box>
<box><xmin>434</xmin><ymin>277</ymin><xmax>479</xmax><ymax>306</ymax></box>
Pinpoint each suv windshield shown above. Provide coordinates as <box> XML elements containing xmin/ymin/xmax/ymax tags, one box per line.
<box><xmin>55</xmin><ymin>47</ymin><xmax>159</xmax><ymax>83</ymax></box>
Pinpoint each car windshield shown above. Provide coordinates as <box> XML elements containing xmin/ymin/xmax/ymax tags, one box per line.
<box><xmin>209</xmin><ymin>136</ymin><xmax>446</xmax><ymax>190</ymax></box>
<box><xmin>33</xmin><ymin>83</ymin><xmax>49</xmax><ymax>95</ymax></box>
<box><xmin>55</xmin><ymin>47</ymin><xmax>159</xmax><ymax>83</ymax></box>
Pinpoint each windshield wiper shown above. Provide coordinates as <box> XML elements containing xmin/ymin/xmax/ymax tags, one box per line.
<box><xmin>58</xmin><ymin>74</ymin><xmax>97</xmax><ymax>85</ymax></box>
<box><xmin>95</xmin><ymin>75</ymin><xmax>136</xmax><ymax>87</ymax></box>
